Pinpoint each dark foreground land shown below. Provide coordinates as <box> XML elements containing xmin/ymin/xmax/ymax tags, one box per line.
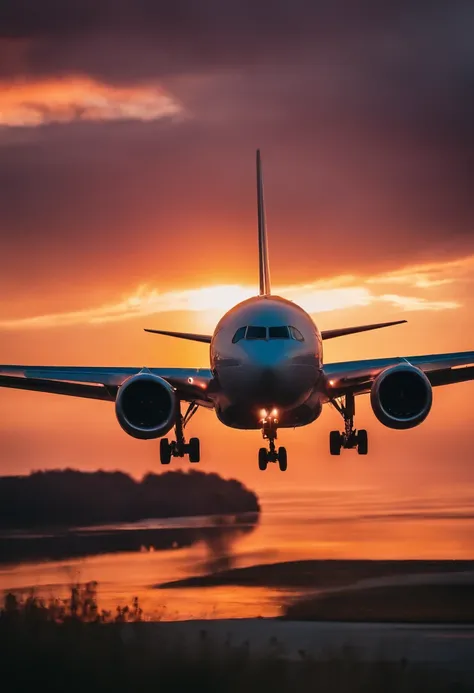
<box><xmin>2</xmin><ymin>580</ymin><xmax>473</xmax><ymax>691</ymax></box>
<box><xmin>159</xmin><ymin>559</ymin><xmax>474</xmax><ymax>590</ymax></box>
<box><xmin>284</xmin><ymin>583</ymin><xmax>474</xmax><ymax>623</ymax></box>
<box><xmin>159</xmin><ymin>559</ymin><xmax>474</xmax><ymax>624</ymax></box>
<box><xmin>1</xmin><ymin>608</ymin><xmax>473</xmax><ymax>692</ymax></box>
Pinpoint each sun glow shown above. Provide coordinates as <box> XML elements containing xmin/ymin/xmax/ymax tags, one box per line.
<box><xmin>0</xmin><ymin>255</ymin><xmax>468</xmax><ymax>331</ymax></box>
<box><xmin>186</xmin><ymin>285</ymin><xmax>254</xmax><ymax>312</ymax></box>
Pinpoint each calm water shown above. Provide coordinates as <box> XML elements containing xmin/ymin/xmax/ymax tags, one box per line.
<box><xmin>1</xmin><ymin>486</ymin><xmax>473</xmax><ymax>619</ymax></box>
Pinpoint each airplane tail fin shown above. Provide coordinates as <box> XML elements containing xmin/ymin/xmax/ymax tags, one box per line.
<box><xmin>256</xmin><ymin>150</ymin><xmax>271</xmax><ymax>296</ymax></box>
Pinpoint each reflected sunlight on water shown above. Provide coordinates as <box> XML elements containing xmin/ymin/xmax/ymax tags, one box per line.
<box><xmin>1</xmin><ymin>486</ymin><xmax>473</xmax><ymax>620</ymax></box>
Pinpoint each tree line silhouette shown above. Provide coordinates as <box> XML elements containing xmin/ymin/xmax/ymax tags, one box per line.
<box><xmin>0</xmin><ymin>468</ymin><xmax>260</xmax><ymax>529</ymax></box>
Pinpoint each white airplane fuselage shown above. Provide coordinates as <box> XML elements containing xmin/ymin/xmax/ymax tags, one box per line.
<box><xmin>210</xmin><ymin>295</ymin><xmax>324</xmax><ymax>429</ymax></box>
<box><xmin>8</xmin><ymin>150</ymin><xmax>471</xmax><ymax>470</ymax></box>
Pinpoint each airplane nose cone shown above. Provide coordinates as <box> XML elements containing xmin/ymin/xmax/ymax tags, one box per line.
<box><xmin>250</xmin><ymin>349</ymin><xmax>281</xmax><ymax>370</ymax></box>
<box><xmin>258</xmin><ymin>367</ymin><xmax>280</xmax><ymax>401</ymax></box>
<box><xmin>252</xmin><ymin>363</ymin><xmax>306</xmax><ymax>407</ymax></box>
<box><xmin>216</xmin><ymin>343</ymin><xmax>317</xmax><ymax>410</ymax></box>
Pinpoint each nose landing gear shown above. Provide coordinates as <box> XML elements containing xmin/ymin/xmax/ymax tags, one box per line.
<box><xmin>258</xmin><ymin>411</ymin><xmax>287</xmax><ymax>471</ymax></box>
<box><xmin>160</xmin><ymin>401</ymin><xmax>201</xmax><ymax>465</ymax></box>
<box><xmin>329</xmin><ymin>392</ymin><xmax>368</xmax><ymax>455</ymax></box>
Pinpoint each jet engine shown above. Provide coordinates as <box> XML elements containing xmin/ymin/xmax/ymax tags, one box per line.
<box><xmin>370</xmin><ymin>364</ymin><xmax>432</xmax><ymax>430</ymax></box>
<box><xmin>115</xmin><ymin>372</ymin><xmax>177</xmax><ymax>439</ymax></box>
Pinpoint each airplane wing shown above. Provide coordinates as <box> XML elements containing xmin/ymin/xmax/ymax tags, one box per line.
<box><xmin>323</xmin><ymin>351</ymin><xmax>474</xmax><ymax>397</ymax></box>
<box><xmin>144</xmin><ymin>329</ymin><xmax>212</xmax><ymax>344</ymax></box>
<box><xmin>0</xmin><ymin>366</ymin><xmax>214</xmax><ymax>405</ymax></box>
<box><xmin>321</xmin><ymin>320</ymin><xmax>406</xmax><ymax>340</ymax></box>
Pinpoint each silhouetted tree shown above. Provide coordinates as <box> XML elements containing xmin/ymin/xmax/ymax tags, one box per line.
<box><xmin>0</xmin><ymin>469</ymin><xmax>260</xmax><ymax>529</ymax></box>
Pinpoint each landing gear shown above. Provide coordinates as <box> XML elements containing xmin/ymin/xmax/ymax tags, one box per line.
<box><xmin>257</xmin><ymin>443</ymin><xmax>288</xmax><ymax>471</ymax></box>
<box><xmin>258</xmin><ymin>410</ymin><xmax>287</xmax><ymax>471</ymax></box>
<box><xmin>278</xmin><ymin>446</ymin><xmax>288</xmax><ymax>472</ymax></box>
<box><xmin>357</xmin><ymin>429</ymin><xmax>368</xmax><ymax>455</ymax></box>
<box><xmin>188</xmin><ymin>437</ymin><xmax>201</xmax><ymax>463</ymax></box>
<box><xmin>159</xmin><ymin>401</ymin><xmax>201</xmax><ymax>465</ymax></box>
<box><xmin>330</xmin><ymin>393</ymin><xmax>368</xmax><ymax>455</ymax></box>
<box><xmin>329</xmin><ymin>430</ymin><xmax>342</xmax><ymax>456</ymax></box>
<box><xmin>160</xmin><ymin>438</ymin><xmax>172</xmax><ymax>465</ymax></box>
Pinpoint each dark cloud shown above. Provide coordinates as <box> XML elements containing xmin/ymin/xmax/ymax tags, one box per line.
<box><xmin>0</xmin><ymin>1</ymin><xmax>473</xmax><ymax>306</ymax></box>
<box><xmin>0</xmin><ymin>1</ymin><xmax>472</xmax><ymax>82</ymax></box>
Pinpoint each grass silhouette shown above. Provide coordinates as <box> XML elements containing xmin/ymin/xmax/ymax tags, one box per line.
<box><xmin>1</xmin><ymin>584</ymin><xmax>472</xmax><ymax>692</ymax></box>
<box><xmin>2</xmin><ymin>581</ymin><xmax>143</xmax><ymax>624</ymax></box>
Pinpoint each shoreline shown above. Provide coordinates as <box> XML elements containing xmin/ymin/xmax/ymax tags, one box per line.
<box><xmin>155</xmin><ymin>559</ymin><xmax>474</xmax><ymax>624</ymax></box>
<box><xmin>157</xmin><ymin>558</ymin><xmax>474</xmax><ymax>589</ymax></box>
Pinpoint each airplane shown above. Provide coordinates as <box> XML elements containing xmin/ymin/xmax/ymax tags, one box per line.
<box><xmin>1</xmin><ymin>150</ymin><xmax>474</xmax><ymax>472</ymax></box>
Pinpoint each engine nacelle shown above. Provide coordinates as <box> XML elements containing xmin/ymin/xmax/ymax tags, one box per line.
<box><xmin>115</xmin><ymin>372</ymin><xmax>177</xmax><ymax>439</ymax></box>
<box><xmin>370</xmin><ymin>364</ymin><xmax>432</xmax><ymax>430</ymax></box>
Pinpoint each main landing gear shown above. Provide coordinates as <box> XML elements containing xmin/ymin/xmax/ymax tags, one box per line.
<box><xmin>329</xmin><ymin>392</ymin><xmax>368</xmax><ymax>456</ymax></box>
<box><xmin>258</xmin><ymin>410</ymin><xmax>287</xmax><ymax>472</ymax></box>
<box><xmin>160</xmin><ymin>401</ymin><xmax>201</xmax><ymax>465</ymax></box>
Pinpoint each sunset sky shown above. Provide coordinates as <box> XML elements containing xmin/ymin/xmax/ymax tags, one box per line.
<box><xmin>1</xmin><ymin>1</ymin><xmax>473</xmax><ymax>499</ymax></box>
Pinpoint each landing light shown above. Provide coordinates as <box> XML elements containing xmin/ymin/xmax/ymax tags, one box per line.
<box><xmin>271</xmin><ymin>408</ymin><xmax>278</xmax><ymax>417</ymax></box>
<box><xmin>260</xmin><ymin>409</ymin><xmax>268</xmax><ymax>419</ymax></box>
<box><xmin>329</xmin><ymin>379</ymin><xmax>335</xmax><ymax>386</ymax></box>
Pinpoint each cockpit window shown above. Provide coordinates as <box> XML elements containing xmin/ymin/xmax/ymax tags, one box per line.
<box><xmin>289</xmin><ymin>326</ymin><xmax>304</xmax><ymax>341</ymax></box>
<box><xmin>232</xmin><ymin>325</ymin><xmax>304</xmax><ymax>342</ymax></box>
<box><xmin>269</xmin><ymin>326</ymin><xmax>290</xmax><ymax>339</ymax></box>
<box><xmin>246</xmin><ymin>326</ymin><xmax>267</xmax><ymax>340</ymax></box>
<box><xmin>232</xmin><ymin>326</ymin><xmax>247</xmax><ymax>343</ymax></box>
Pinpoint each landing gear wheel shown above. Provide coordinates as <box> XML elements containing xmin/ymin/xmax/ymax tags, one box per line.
<box><xmin>188</xmin><ymin>437</ymin><xmax>200</xmax><ymax>463</ymax></box>
<box><xmin>260</xmin><ymin>410</ymin><xmax>285</xmax><ymax>470</ymax></box>
<box><xmin>329</xmin><ymin>430</ymin><xmax>342</xmax><ymax>456</ymax></box>
<box><xmin>278</xmin><ymin>447</ymin><xmax>287</xmax><ymax>472</ymax></box>
<box><xmin>330</xmin><ymin>393</ymin><xmax>370</xmax><ymax>455</ymax></box>
<box><xmin>258</xmin><ymin>448</ymin><xmax>268</xmax><ymax>471</ymax></box>
<box><xmin>357</xmin><ymin>429</ymin><xmax>368</xmax><ymax>455</ymax></box>
<box><xmin>160</xmin><ymin>401</ymin><xmax>201</xmax><ymax>465</ymax></box>
<box><xmin>160</xmin><ymin>438</ymin><xmax>172</xmax><ymax>465</ymax></box>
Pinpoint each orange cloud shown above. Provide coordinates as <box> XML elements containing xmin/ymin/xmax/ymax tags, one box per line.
<box><xmin>0</xmin><ymin>76</ymin><xmax>182</xmax><ymax>127</ymax></box>
<box><xmin>0</xmin><ymin>257</ymin><xmax>465</xmax><ymax>331</ymax></box>
<box><xmin>366</xmin><ymin>256</ymin><xmax>474</xmax><ymax>289</ymax></box>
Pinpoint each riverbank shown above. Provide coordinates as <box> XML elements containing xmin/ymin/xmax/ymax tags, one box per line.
<box><xmin>158</xmin><ymin>558</ymin><xmax>474</xmax><ymax>589</ymax></box>
<box><xmin>157</xmin><ymin>559</ymin><xmax>474</xmax><ymax>623</ymax></box>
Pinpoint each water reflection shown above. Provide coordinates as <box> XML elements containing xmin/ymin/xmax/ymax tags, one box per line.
<box><xmin>1</xmin><ymin>487</ymin><xmax>473</xmax><ymax>620</ymax></box>
<box><xmin>0</xmin><ymin>512</ymin><xmax>259</xmax><ymax>566</ymax></box>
